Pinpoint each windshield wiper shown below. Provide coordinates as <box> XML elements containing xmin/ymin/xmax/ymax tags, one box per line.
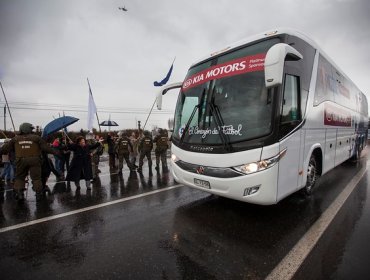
<box><xmin>209</xmin><ymin>101</ymin><xmax>233</xmax><ymax>152</ymax></box>
<box><xmin>180</xmin><ymin>88</ymin><xmax>207</xmax><ymax>145</ymax></box>
<box><xmin>179</xmin><ymin>87</ymin><xmax>232</xmax><ymax>152</ymax></box>
<box><xmin>180</xmin><ymin>104</ymin><xmax>200</xmax><ymax>145</ymax></box>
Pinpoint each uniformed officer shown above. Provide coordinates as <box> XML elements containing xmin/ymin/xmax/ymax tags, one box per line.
<box><xmin>137</xmin><ymin>130</ymin><xmax>153</xmax><ymax>175</ymax></box>
<box><xmin>107</xmin><ymin>132</ymin><xmax>116</xmax><ymax>170</ymax></box>
<box><xmin>114</xmin><ymin>131</ymin><xmax>135</xmax><ymax>175</ymax></box>
<box><xmin>153</xmin><ymin>128</ymin><xmax>169</xmax><ymax>172</ymax></box>
<box><xmin>2</xmin><ymin>123</ymin><xmax>59</xmax><ymax>202</ymax></box>
<box><xmin>90</xmin><ymin>134</ymin><xmax>104</xmax><ymax>180</ymax></box>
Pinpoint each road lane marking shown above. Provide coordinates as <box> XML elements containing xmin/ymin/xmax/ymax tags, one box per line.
<box><xmin>0</xmin><ymin>184</ymin><xmax>182</xmax><ymax>234</ymax></box>
<box><xmin>266</xmin><ymin>164</ymin><xmax>368</xmax><ymax>280</ymax></box>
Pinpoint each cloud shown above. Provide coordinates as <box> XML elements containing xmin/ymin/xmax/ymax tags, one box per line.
<box><xmin>0</xmin><ymin>0</ymin><xmax>369</xmax><ymax>131</ymax></box>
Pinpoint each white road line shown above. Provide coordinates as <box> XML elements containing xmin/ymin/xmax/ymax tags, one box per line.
<box><xmin>0</xmin><ymin>184</ymin><xmax>182</xmax><ymax>234</ymax></box>
<box><xmin>266</xmin><ymin>165</ymin><xmax>368</xmax><ymax>280</ymax></box>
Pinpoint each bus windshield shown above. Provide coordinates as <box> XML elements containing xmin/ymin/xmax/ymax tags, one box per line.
<box><xmin>173</xmin><ymin>38</ymin><xmax>279</xmax><ymax>145</ymax></box>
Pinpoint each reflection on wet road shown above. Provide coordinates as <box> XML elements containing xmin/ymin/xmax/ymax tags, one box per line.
<box><xmin>0</xmin><ymin>160</ymin><xmax>175</xmax><ymax>228</ymax></box>
<box><xmin>1</xmin><ymin>153</ymin><xmax>370</xmax><ymax>279</ymax></box>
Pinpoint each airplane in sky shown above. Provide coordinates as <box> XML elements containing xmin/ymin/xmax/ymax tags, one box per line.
<box><xmin>118</xmin><ymin>6</ymin><xmax>128</xmax><ymax>12</ymax></box>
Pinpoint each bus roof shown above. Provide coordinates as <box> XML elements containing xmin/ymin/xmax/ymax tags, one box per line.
<box><xmin>191</xmin><ymin>28</ymin><xmax>317</xmax><ymax>66</ymax></box>
<box><xmin>190</xmin><ymin>27</ymin><xmax>364</xmax><ymax>95</ymax></box>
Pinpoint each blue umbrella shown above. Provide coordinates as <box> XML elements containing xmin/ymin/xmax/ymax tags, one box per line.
<box><xmin>42</xmin><ymin>116</ymin><xmax>79</xmax><ymax>137</ymax></box>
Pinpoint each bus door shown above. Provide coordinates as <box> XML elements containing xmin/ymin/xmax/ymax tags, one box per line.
<box><xmin>277</xmin><ymin>74</ymin><xmax>304</xmax><ymax>200</ymax></box>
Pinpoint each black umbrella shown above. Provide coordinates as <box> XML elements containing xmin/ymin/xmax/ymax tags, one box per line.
<box><xmin>99</xmin><ymin>120</ymin><xmax>119</xmax><ymax>127</ymax></box>
<box><xmin>42</xmin><ymin>116</ymin><xmax>79</xmax><ymax>138</ymax></box>
<box><xmin>99</xmin><ymin>118</ymin><xmax>119</xmax><ymax>131</ymax></box>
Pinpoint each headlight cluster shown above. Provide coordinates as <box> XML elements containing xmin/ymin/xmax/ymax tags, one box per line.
<box><xmin>233</xmin><ymin>149</ymin><xmax>287</xmax><ymax>175</ymax></box>
<box><xmin>171</xmin><ymin>153</ymin><xmax>180</xmax><ymax>163</ymax></box>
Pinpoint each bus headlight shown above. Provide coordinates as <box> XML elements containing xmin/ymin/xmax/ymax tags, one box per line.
<box><xmin>171</xmin><ymin>153</ymin><xmax>180</xmax><ymax>163</ymax></box>
<box><xmin>233</xmin><ymin>149</ymin><xmax>287</xmax><ymax>175</ymax></box>
<box><xmin>240</xmin><ymin>162</ymin><xmax>259</xmax><ymax>173</ymax></box>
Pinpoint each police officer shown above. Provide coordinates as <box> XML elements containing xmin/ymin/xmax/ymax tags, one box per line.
<box><xmin>107</xmin><ymin>132</ymin><xmax>116</xmax><ymax>170</ymax></box>
<box><xmin>91</xmin><ymin>134</ymin><xmax>104</xmax><ymax>180</ymax></box>
<box><xmin>153</xmin><ymin>128</ymin><xmax>169</xmax><ymax>172</ymax></box>
<box><xmin>137</xmin><ymin>130</ymin><xmax>153</xmax><ymax>175</ymax></box>
<box><xmin>86</xmin><ymin>133</ymin><xmax>103</xmax><ymax>181</ymax></box>
<box><xmin>114</xmin><ymin>130</ymin><xmax>135</xmax><ymax>175</ymax></box>
<box><xmin>2</xmin><ymin>123</ymin><xmax>59</xmax><ymax>202</ymax></box>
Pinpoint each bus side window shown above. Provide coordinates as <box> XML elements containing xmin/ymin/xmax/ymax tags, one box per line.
<box><xmin>281</xmin><ymin>74</ymin><xmax>300</xmax><ymax>123</ymax></box>
<box><xmin>279</xmin><ymin>74</ymin><xmax>301</xmax><ymax>138</ymax></box>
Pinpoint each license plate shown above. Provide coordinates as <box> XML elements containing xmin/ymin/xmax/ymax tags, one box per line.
<box><xmin>194</xmin><ymin>178</ymin><xmax>211</xmax><ymax>189</ymax></box>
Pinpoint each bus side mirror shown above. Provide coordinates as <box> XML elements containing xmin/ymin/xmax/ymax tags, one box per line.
<box><xmin>264</xmin><ymin>43</ymin><xmax>303</xmax><ymax>88</ymax></box>
<box><xmin>156</xmin><ymin>82</ymin><xmax>183</xmax><ymax>110</ymax></box>
<box><xmin>156</xmin><ymin>90</ymin><xmax>163</xmax><ymax>110</ymax></box>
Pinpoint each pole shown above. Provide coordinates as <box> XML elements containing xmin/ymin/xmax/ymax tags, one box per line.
<box><xmin>4</xmin><ymin>105</ymin><xmax>6</xmax><ymax>131</ymax></box>
<box><xmin>0</xmin><ymin>81</ymin><xmax>16</xmax><ymax>132</ymax></box>
<box><xmin>0</xmin><ymin>129</ymin><xmax>7</xmax><ymax>138</ymax></box>
<box><xmin>142</xmin><ymin>97</ymin><xmax>157</xmax><ymax>132</ymax></box>
<box><xmin>87</xmin><ymin>78</ymin><xmax>101</xmax><ymax>133</ymax></box>
<box><xmin>62</xmin><ymin>129</ymin><xmax>73</xmax><ymax>142</ymax></box>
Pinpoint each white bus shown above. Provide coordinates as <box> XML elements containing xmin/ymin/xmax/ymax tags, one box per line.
<box><xmin>157</xmin><ymin>28</ymin><xmax>368</xmax><ymax>205</ymax></box>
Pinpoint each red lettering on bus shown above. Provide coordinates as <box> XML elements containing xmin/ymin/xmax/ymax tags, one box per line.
<box><xmin>182</xmin><ymin>53</ymin><xmax>265</xmax><ymax>91</ymax></box>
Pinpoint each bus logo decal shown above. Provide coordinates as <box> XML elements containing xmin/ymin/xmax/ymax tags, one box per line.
<box><xmin>182</xmin><ymin>53</ymin><xmax>266</xmax><ymax>91</ymax></box>
<box><xmin>196</xmin><ymin>166</ymin><xmax>205</xmax><ymax>174</ymax></box>
<box><xmin>324</xmin><ymin>104</ymin><xmax>351</xmax><ymax>127</ymax></box>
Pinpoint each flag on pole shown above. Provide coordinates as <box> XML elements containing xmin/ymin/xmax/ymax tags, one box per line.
<box><xmin>153</xmin><ymin>58</ymin><xmax>175</xmax><ymax>87</ymax></box>
<box><xmin>87</xmin><ymin>82</ymin><xmax>97</xmax><ymax>131</ymax></box>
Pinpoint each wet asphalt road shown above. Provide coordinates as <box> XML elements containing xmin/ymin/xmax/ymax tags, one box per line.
<box><xmin>1</xmin><ymin>151</ymin><xmax>370</xmax><ymax>280</ymax></box>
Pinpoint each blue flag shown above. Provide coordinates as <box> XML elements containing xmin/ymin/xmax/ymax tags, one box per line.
<box><xmin>154</xmin><ymin>63</ymin><xmax>173</xmax><ymax>87</ymax></box>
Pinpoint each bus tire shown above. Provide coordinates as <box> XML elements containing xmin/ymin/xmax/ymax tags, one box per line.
<box><xmin>352</xmin><ymin>144</ymin><xmax>361</xmax><ymax>161</ymax></box>
<box><xmin>303</xmin><ymin>154</ymin><xmax>319</xmax><ymax>196</ymax></box>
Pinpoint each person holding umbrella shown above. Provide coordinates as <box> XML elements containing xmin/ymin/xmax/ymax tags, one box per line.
<box><xmin>106</xmin><ymin>132</ymin><xmax>116</xmax><ymax>171</ymax></box>
<box><xmin>65</xmin><ymin>136</ymin><xmax>103</xmax><ymax>190</ymax></box>
<box><xmin>42</xmin><ymin>115</ymin><xmax>79</xmax><ymax>181</ymax></box>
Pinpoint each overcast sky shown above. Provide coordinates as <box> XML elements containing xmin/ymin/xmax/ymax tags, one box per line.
<box><xmin>0</xmin><ymin>0</ymin><xmax>369</xmax><ymax>132</ymax></box>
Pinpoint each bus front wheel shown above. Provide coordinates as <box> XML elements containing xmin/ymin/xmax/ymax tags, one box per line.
<box><xmin>303</xmin><ymin>155</ymin><xmax>319</xmax><ymax>196</ymax></box>
<box><xmin>352</xmin><ymin>144</ymin><xmax>361</xmax><ymax>161</ymax></box>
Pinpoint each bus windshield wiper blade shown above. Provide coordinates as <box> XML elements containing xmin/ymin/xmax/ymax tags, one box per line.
<box><xmin>209</xmin><ymin>101</ymin><xmax>233</xmax><ymax>152</ymax></box>
<box><xmin>180</xmin><ymin>88</ymin><xmax>207</xmax><ymax>145</ymax></box>
<box><xmin>180</xmin><ymin>104</ymin><xmax>200</xmax><ymax>144</ymax></box>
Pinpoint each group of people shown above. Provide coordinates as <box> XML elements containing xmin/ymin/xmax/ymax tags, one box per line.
<box><xmin>107</xmin><ymin>128</ymin><xmax>170</xmax><ymax>176</ymax></box>
<box><xmin>0</xmin><ymin>122</ymin><xmax>170</xmax><ymax>203</ymax></box>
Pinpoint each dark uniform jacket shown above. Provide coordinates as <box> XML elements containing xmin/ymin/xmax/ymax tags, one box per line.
<box><xmin>107</xmin><ymin>135</ymin><xmax>115</xmax><ymax>154</ymax></box>
<box><xmin>2</xmin><ymin>134</ymin><xmax>56</xmax><ymax>157</ymax></box>
<box><xmin>154</xmin><ymin>135</ymin><xmax>169</xmax><ymax>152</ymax></box>
<box><xmin>115</xmin><ymin>136</ymin><xmax>133</xmax><ymax>155</ymax></box>
<box><xmin>138</xmin><ymin>136</ymin><xmax>153</xmax><ymax>153</ymax></box>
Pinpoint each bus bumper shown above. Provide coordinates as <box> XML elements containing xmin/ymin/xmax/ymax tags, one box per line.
<box><xmin>171</xmin><ymin>162</ymin><xmax>279</xmax><ymax>205</ymax></box>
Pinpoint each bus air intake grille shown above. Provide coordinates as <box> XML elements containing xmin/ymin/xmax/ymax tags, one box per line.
<box><xmin>175</xmin><ymin>161</ymin><xmax>244</xmax><ymax>178</ymax></box>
